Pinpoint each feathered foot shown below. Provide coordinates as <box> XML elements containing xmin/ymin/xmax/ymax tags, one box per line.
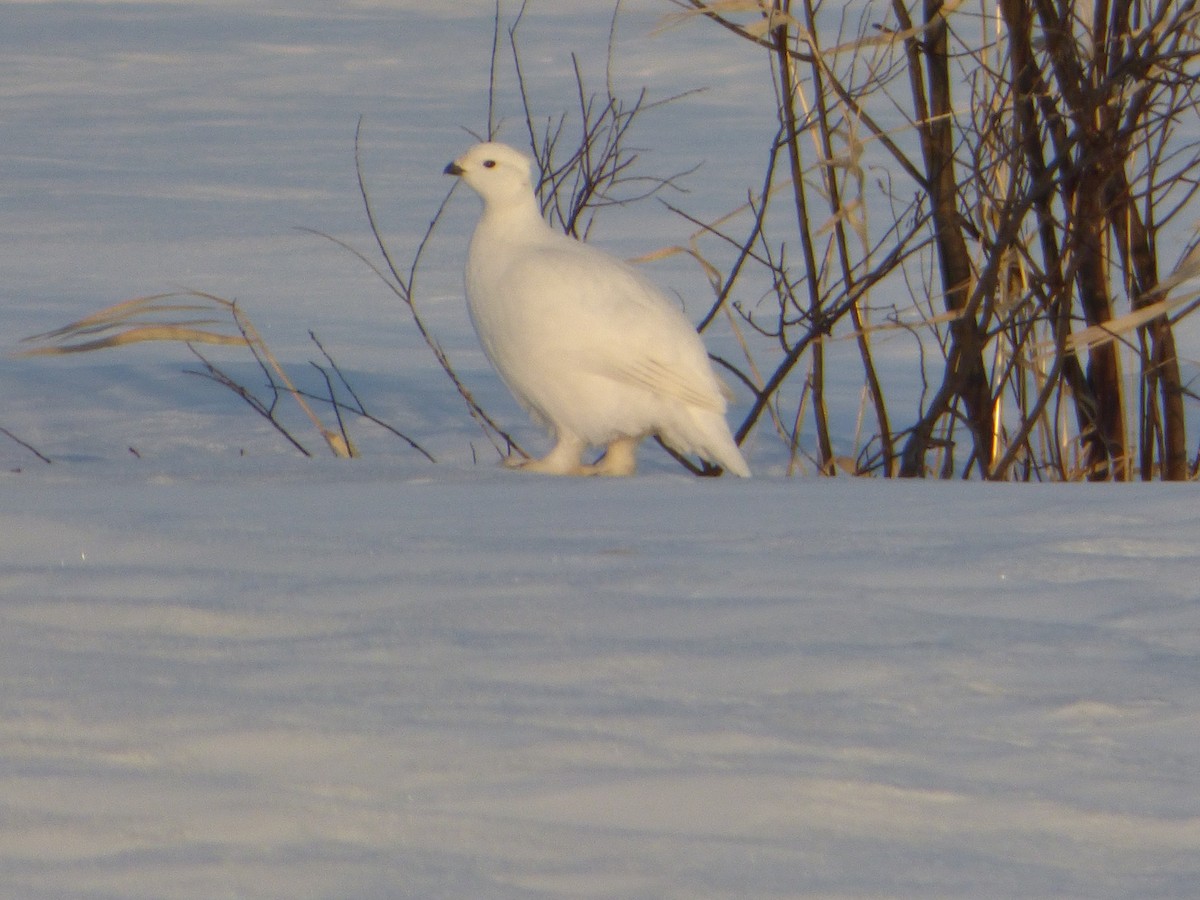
<box><xmin>589</xmin><ymin>436</ymin><xmax>639</xmax><ymax>477</ymax></box>
<box><xmin>502</xmin><ymin>433</ymin><xmax>639</xmax><ymax>477</ymax></box>
<box><xmin>503</xmin><ymin>433</ymin><xmax>595</xmax><ymax>476</ymax></box>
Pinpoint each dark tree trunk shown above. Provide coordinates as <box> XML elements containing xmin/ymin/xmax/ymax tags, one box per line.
<box><xmin>898</xmin><ymin>0</ymin><xmax>994</xmax><ymax>476</ymax></box>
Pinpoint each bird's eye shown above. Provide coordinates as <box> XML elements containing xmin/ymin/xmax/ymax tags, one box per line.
<box><xmin>482</xmin><ymin>160</ymin><xmax>496</xmax><ymax>168</ymax></box>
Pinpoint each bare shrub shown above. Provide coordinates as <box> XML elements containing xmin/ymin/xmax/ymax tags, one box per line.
<box><xmin>18</xmin><ymin>291</ymin><xmax>432</xmax><ymax>461</ymax></box>
<box><xmin>664</xmin><ymin>0</ymin><xmax>1200</xmax><ymax>479</ymax></box>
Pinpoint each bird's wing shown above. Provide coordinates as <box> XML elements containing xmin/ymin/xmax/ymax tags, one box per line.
<box><xmin>495</xmin><ymin>238</ymin><xmax>729</xmax><ymax>412</ymax></box>
<box><xmin>603</xmin><ymin>356</ymin><xmax>726</xmax><ymax>412</ymax></box>
<box><xmin>569</xmin><ymin>260</ymin><xmax>727</xmax><ymax>412</ymax></box>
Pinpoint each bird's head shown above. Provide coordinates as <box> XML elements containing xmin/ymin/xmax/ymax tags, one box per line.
<box><xmin>443</xmin><ymin>142</ymin><xmax>536</xmax><ymax>208</ymax></box>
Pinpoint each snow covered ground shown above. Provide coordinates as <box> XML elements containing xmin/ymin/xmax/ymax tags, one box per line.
<box><xmin>4</xmin><ymin>473</ymin><xmax>1199</xmax><ymax>898</ymax></box>
<box><xmin>2</xmin><ymin>2</ymin><xmax>1199</xmax><ymax>898</ymax></box>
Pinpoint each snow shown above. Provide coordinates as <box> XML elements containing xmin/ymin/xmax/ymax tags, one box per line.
<box><xmin>2</xmin><ymin>2</ymin><xmax>1199</xmax><ymax>898</ymax></box>
<box><xmin>4</xmin><ymin>475</ymin><xmax>1200</xmax><ymax>897</ymax></box>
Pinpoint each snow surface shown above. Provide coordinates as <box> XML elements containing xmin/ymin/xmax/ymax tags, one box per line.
<box><xmin>2</xmin><ymin>2</ymin><xmax>1199</xmax><ymax>898</ymax></box>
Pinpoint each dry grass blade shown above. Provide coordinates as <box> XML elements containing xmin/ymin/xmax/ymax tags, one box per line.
<box><xmin>1035</xmin><ymin>249</ymin><xmax>1200</xmax><ymax>358</ymax></box>
<box><xmin>220</xmin><ymin>300</ymin><xmax>355</xmax><ymax>459</ymax></box>
<box><xmin>16</xmin><ymin>292</ymin><xmax>250</xmax><ymax>356</ymax></box>
<box><xmin>658</xmin><ymin>0</ymin><xmax>966</xmax><ymax>55</ymax></box>
<box><xmin>656</xmin><ymin>1</ymin><xmax>797</xmax><ymax>35</ymax></box>
<box><xmin>17</xmin><ymin>290</ymin><xmax>355</xmax><ymax>459</ymax></box>
<box><xmin>628</xmin><ymin>244</ymin><xmax>723</xmax><ymax>285</ymax></box>
<box><xmin>1059</xmin><ymin>291</ymin><xmax>1198</xmax><ymax>356</ymax></box>
<box><xmin>18</xmin><ymin>325</ymin><xmax>249</xmax><ymax>356</ymax></box>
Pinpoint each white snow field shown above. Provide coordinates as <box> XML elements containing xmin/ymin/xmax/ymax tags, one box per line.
<box><xmin>3</xmin><ymin>474</ymin><xmax>1200</xmax><ymax>899</ymax></box>
<box><xmin>2</xmin><ymin>2</ymin><xmax>1199</xmax><ymax>898</ymax></box>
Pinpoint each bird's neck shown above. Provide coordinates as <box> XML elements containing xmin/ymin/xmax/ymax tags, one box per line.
<box><xmin>477</xmin><ymin>194</ymin><xmax>552</xmax><ymax>241</ymax></box>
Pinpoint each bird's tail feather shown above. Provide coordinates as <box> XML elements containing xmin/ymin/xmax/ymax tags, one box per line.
<box><xmin>664</xmin><ymin>410</ymin><xmax>751</xmax><ymax>478</ymax></box>
<box><xmin>707</xmin><ymin>434</ymin><xmax>751</xmax><ymax>478</ymax></box>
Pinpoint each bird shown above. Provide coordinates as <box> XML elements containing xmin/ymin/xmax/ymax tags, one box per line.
<box><xmin>444</xmin><ymin>141</ymin><xmax>750</xmax><ymax>478</ymax></box>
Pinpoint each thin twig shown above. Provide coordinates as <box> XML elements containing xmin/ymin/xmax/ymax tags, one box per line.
<box><xmin>1</xmin><ymin>426</ymin><xmax>52</xmax><ymax>465</ymax></box>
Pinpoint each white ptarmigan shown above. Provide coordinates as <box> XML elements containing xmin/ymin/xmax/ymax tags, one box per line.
<box><xmin>444</xmin><ymin>141</ymin><xmax>750</xmax><ymax>478</ymax></box>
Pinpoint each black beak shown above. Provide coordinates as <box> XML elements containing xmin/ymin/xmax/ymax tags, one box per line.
<box><xmin>444</xmin><ymin>162</ymin><xmax>464</xmax><ymax>176</ymax></box>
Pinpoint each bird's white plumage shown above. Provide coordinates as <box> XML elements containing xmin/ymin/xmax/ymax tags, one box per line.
<box><xmin>445</xmin><ymin>141</ymin><xmax>750</xmax><ymax>477</ymax></box>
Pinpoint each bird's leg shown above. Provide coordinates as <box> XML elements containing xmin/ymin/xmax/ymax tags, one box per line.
<box><xmin>589</xmin><ymin>435</ymin><xmax>639</xmax><ymax>477</ymax></box>
<box><xmin>505</xmin><ymin>431</ymin><xmax>593</xmax><ymax>476</ymax></box>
